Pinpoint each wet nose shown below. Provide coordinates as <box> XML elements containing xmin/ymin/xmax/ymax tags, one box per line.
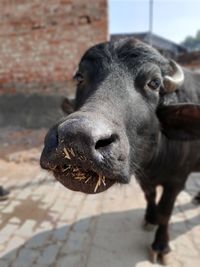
<box><xmin>58</xmin><ymin>117</ymin><xmax>118</xmax><ymax>159</ymax></box>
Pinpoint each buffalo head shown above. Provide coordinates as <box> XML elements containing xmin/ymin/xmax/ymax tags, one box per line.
<box><xmin>40</xmin><ymin>38</ymin><xmax>200</xmax><ymax>194</ymax></box>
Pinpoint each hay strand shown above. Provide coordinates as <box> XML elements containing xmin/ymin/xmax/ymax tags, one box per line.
<box><xmin>63</xmin><ymin>148</ymin><xmax>71</xmax><ymax>160</ymax></box>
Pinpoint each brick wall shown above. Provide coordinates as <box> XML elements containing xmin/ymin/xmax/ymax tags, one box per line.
<box><xmin>0</xmin><ymin>0</ymin><xmax>108</xmax><ymax>96</ymax></box>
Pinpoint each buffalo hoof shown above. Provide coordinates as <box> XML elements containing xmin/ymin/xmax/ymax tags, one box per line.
<box><xmin>142</xmin><ymin>220</ymin><xmax>157</xmax><ymax>231</ymax></box>
<box><xmin>192</xmin><ymin>192</ymin><xmax>200</xmax><ymax>205</ymax></box>
<box><xmin>149</xmin><ymin>247</ymin><xmax>171</xmax><ymax>265</ymax></box>
<box><xmin>149</xmin><ymin>247</ymin><xmax>158</xmax><ymax>263</ymax></box>
<box><xmin>160</xmin><ymin>252</ymin><xmax>171</xmax><ymax>266</ymax></box>
<box><xmin>0</xmin><ymin>186</ymin><xmax>9</xmax><ymax>201</ymax></box>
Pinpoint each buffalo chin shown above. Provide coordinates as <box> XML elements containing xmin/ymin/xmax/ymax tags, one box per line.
<box><xmin>53</xmin><ymin>169</ymin><xmax>115</xmax><ymax>194</ymax></box>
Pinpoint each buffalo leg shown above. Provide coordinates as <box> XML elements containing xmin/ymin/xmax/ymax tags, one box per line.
<box><xmin>150</xmin><ymin>185</ymin><xmax>182</xmax><ymax>265</ymax></box>
<box><xmin>143</xmin><ymin>188</ymin><xmax>157</xmax><ymax>229</ymax></box>
<box><xmin>192</xmin><ymin>191</ymin><xmax>200</xmax><ymax>205</ymax></box>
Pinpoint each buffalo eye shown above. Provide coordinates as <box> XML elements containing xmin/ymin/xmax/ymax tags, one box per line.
<box><xmin>147</xmin><ymin>78</ymin><xmax>161</xmax><ymax>90</ymax></box>
<box><xmin>74</xmin><ymin>72</ymin><xmax>84</xmax><ymax>85</ymax></box>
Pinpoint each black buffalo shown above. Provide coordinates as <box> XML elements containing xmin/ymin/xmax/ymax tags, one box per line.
<box><xmin>40</xmin><ymin>38</ymin><xmax>200</xmax><ymax>264</ymax></box>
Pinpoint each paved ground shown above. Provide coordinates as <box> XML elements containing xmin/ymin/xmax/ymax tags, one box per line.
<box><xmin>0</xmin><ymin>127</ymin><xmax>200</xmax><ymax>267</ymax></box>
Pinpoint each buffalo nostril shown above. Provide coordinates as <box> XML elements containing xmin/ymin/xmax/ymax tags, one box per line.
<box><xmin>95</xmin><ymin>134</ymin><xmax>118</xmax><ymax>150</ymax></box>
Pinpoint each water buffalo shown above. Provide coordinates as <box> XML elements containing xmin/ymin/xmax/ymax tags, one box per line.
<box><xmin>40</xmin><ymin>38</ymin><xmax>200</xmax><ymax>264</ymax></box>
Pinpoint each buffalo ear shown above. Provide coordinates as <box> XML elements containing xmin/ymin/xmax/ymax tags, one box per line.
<box><xmin>61</xmin><ymin>97</ymin><xmax>74</xmax><ymax>114</ymax></box>
<box><xmin>157</xmin><ymin>104</ymin><xmax>200</xmax><ymax>141</ymax></box>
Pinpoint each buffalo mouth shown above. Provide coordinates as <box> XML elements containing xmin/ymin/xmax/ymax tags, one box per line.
<box><xmin>53</xmin><ymin>166</ymin><xmax>115</xmax><ymax>194</ymax></box>
<box><xmin>51</xmin><ymin>147</ymin><xmax>116</xmax><ymax>194</ymax></box>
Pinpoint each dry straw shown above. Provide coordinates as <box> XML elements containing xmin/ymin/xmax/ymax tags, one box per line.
<box><xmin>63</xmin><ymin>147</ymin><xmax>107</xmax><ymax>192</ymax></box>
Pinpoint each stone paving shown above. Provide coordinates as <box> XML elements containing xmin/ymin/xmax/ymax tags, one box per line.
<box><xmin>0</xmin><ymin>128</ymin><xmax>200</xmax><ymax>267</ymax></box>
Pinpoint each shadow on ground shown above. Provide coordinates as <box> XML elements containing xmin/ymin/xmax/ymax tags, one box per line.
<box><xmin>1</xmin><ymin>204</ymin><xmax>199</xmax><ymax>267</ymax></box>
